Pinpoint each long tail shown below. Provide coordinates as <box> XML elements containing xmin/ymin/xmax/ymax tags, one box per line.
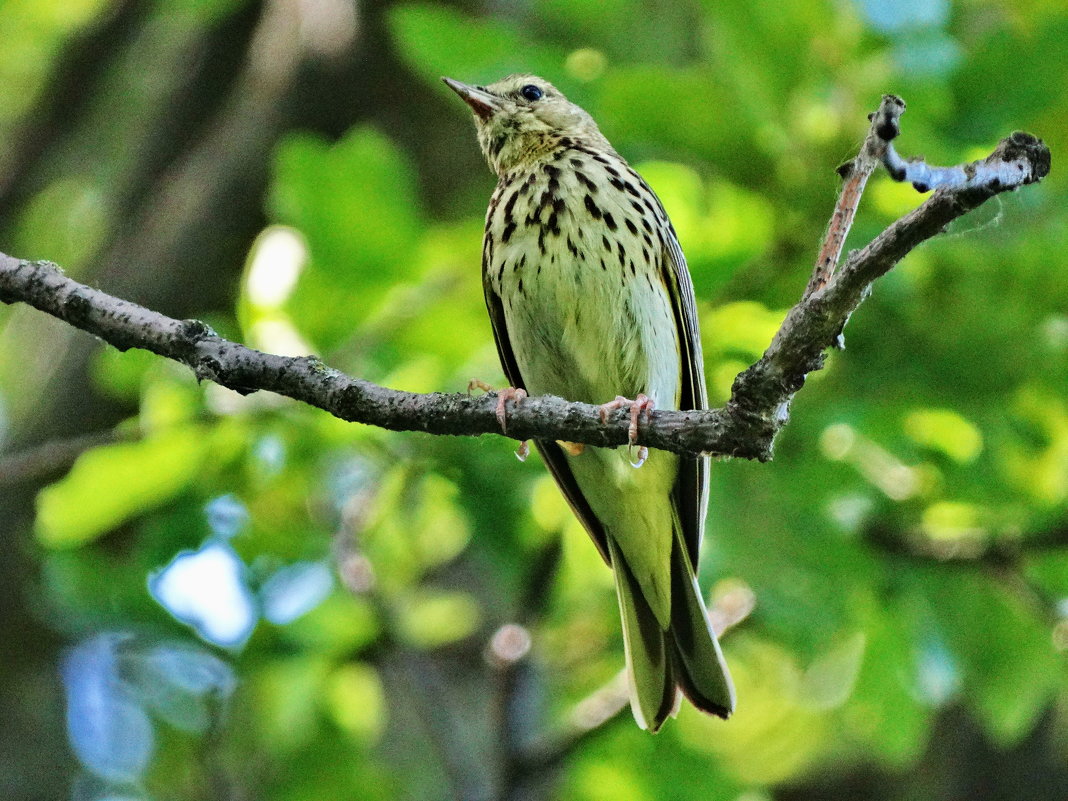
<box><xmin>609</xmin><ymin>533</ymin><xmax>735</xmax><ymax>731</ymax></box>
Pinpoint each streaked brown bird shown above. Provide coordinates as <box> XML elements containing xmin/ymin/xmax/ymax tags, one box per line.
<box><xmin>444</xmin><ymin>74</ymin><xmax>734</xmax><ymax>731</ymax></box>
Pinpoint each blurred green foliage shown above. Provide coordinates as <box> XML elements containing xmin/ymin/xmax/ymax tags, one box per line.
<box><xmin>1</xmin><ymin>0</ymin><xmax>1066</xmax><ymax>800</ymax></box>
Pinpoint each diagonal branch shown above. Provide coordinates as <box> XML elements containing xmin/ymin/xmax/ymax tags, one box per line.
<box><xmin>0</xmin><ymin>98</ymin><xmax>1050</xmax><ymax>460</ymax></box>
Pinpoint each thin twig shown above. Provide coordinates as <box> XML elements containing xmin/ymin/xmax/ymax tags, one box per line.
<box><xmin>806</xmin><ymin>95</ymin><xmax>905</xmax><ymax>296</ymax></box>
<box><xmin>0</xmin><ymin>428</ymin><xmax>125</xmax><ymax>486</ymax></box>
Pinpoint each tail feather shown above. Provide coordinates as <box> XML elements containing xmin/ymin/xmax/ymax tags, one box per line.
<box><xmin>609</xmin><ymin>531</ymin><xmax>735</xmax><ymax>731</ymax></box>
<box><xmin>608</xmin><ymin>537</ymin><xmax>677</xmax><ymax>731</ymax></box>
<box><xmin>668</xmin><ymin>532</ymin><xmax>735</xmax><ymax>718</ymax></box>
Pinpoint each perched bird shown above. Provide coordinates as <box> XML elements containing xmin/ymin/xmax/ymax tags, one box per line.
<box><xmin>444</xmin><ymin>74</ymin><xmax>735</xmax><ymax>730</ymax></box>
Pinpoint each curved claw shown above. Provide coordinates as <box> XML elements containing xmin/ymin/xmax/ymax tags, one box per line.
<box><xmin>598</xmin><ymin>393</ymin><xmax>655</xmax><ymax>466</ymax></box>
<box><xmin>495</xmin><ymin>387</ymin><xmax>527</xmax><ymax>433</ymax></box>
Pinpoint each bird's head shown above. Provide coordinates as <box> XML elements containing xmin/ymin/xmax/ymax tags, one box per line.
<box><xmin>443</xmin><ymin>74</ymin><xmax>610</xmax><ymax>176</ymax></box>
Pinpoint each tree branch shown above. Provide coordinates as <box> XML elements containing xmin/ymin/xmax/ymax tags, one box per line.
<box><xmin>0</xmin><ymin>428</ymin><xmax>125</xmax><ymax>486</ymax></box>
<box><xmin>0</xmin><ymin>98</ymin><xmax>1050</xmax><ymax>459</ymax></box>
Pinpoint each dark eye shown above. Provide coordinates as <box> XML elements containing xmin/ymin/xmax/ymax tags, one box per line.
<box><xmin>520</xmin><ymin>84</ymin><xmax>543</xmax><ymax>101</ymax></box>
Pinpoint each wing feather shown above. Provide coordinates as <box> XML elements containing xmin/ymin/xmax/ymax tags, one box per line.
<box><xmin>660</xmin><ymin>234</ymin><xmax>709</xmax><ymax>568</ymax></box>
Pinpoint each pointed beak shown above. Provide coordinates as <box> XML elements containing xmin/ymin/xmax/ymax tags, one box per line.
<box><xmin>442</xmin><ymin>77</ymin><xmax>501</xmax><ymax>121</ymax></box>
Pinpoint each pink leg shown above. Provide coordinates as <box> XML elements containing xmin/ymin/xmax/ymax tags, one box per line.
<box><xmin>598</xmin><ymin>393</ymin><xmax>654</xmax><ymax>468</ymax></box>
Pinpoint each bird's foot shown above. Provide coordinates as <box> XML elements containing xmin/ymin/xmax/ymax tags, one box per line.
<box><xmin>599</xmin><ymin>393</ymin><xmax>655</xmax><ymax>442</ymax></box>
<box><xmin>494</xmin><ymin>386</ymin><xmax>527</xmax><ymax>433</ymax></box>
<box><xmin>471</xmin><ymin>379</ymin><xmax>528</xmax><ymax>452</ymax></box>
<box><xmin>598</xmin><ymin>394</ymin><xmax>654</xmax><ymax>468</ymax></box>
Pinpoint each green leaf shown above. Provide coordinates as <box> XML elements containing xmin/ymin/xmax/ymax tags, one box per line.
<box><xmin>926</xmin><ymin>570</ymin><xmax>1060</xmax><ymax>744</ymax></box>
<box><xmin>595</xmin><ymin>66</ymin><xmax>737</xmax><ymax>165</ymax></box>
<box><xmin>14</xmin><ymin>177</ymin><xmax>109</xmax><ymax>273</ymax></box>
<box><xmin>36</xmin><ymin>426</ymin><xmax>215</xmax><ymax>548</ymax></box>
<box><xmin>844</xmin><ymin>590</ymin><xmax>932</xmax><ymax>766</ymax></box>
<box><xmin>636</xmin><ymin>163</ymin><xmax>774</xmax><ymax>300</ymax></box>
<box><xmin>1022</xmin><ymin>550</ymin><xmax>1068</xmax><ymax>599</ymax></box>
<box><xmin>677</xmin><ymin>634</ymin><xmax>829</xmax><ymax>785</ymax></box>
<box><xmin>387</xmin><ymin>3</ymin><xmax>568</xmax><ymax>88</ymax></box>
<box><xmin>325</xmin><ymin>662</ymin><xmax>385</xmax><ymax>742</ymax></box>
<box><xmin>396</xmin><ymin>590</ymin><xmax>480</xmax><ymax>648</ymax></box>
<box><xmin>90</xmin><ymin>347</ymin><xmax>161</xmax><ymax>401</ymax></box>
<box><xmin>0</xmin><ymin>0</ymin><xmax>111</xmax><ymax>127</ymax></box>
<box><xmin>268</xmin><ymin>127</ymin><xmax>422</xmax><ymax>349</ymax></box>
<box><xmin>281</xmin><ymin>594</ymin><xmax>381</xmax><ymax>658</ymax></box>
<box><xmin>904</xmin><ymin>408</ymin><xmax>984</xmax><ymax>463</ymax></box>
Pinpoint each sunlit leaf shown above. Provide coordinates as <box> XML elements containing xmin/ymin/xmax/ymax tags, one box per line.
<box><xmin>703</xmin><ymin>301</ymin><xmax>786</xmax><ymax>360</ymax></box>
<box><xmin>800</xmin><ymin>631</ymin><xmax>866</xmax><ymax>710</ymax></box>
<box><xmin>90</xmin><ymin>348</ymin><xmax>160</xmax><ymax>401</ymax></box>
<box><xmin>0</xmin><ymin>0</ymin><xmax>110</xmax><ymax>127</ymax></box>
<box><xmin>637</xmin><ymin>162</ymin><xmax>775</xmax><ymax>298</ymax></box>
<box><xmin>921</xmin><ymin>500</ymin><xmax>985</xmax><ymax>542</ymax></box>
<box><xmin>678</xmin><ymin>635</ymin><xmax>829</xmax><ymax>784</ymax></box>
<box><xmin>281</xmin><ymin>593</ymin><xmax>381</xmax><ymax>657</ymax></box>
<box><xmin>904</xmin><ymin>408</ymin><xmax>983</xmax><ymax>463</ymax></box>
<box><xmin>36</xmin><ymin>426</ymin><xmax>216</xmax><ymax>549</ymax></box>
<box><xmin>388</xmin><ymin>3</ymin><xmax>568</xmax><ymax>88</ymax></box>
<box><xmin>409</xmin><ymin>473</ymin><xmax>472</xmax><ymax>568</ymax></box>
<box><xmin>325</xmin><ymin>662</ymin><xmax>386</xmax><ymax>742</ymax></box>
<box><xmin>252</xmin><ymin>656</ymin><xmax>332</xmax><ymax>751</ymax></box>
<box><xmin>268</xmin><ymin>127</ymin><xmax>422</xmax><ymax>349</ymax></box>
<box><xmin>14</xmin><ymin>177</ymin><xmax>108</xmax><ymax>273</ymax></box>
<box><xmin>572</xmin><ymin>760</ymin><xmax>654</xmax><ymax>801</ymax></box>
<box><xmin>395</xmin><ymin>590</ymin><xmax>480</xmax><ymax>648</ymax></box>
